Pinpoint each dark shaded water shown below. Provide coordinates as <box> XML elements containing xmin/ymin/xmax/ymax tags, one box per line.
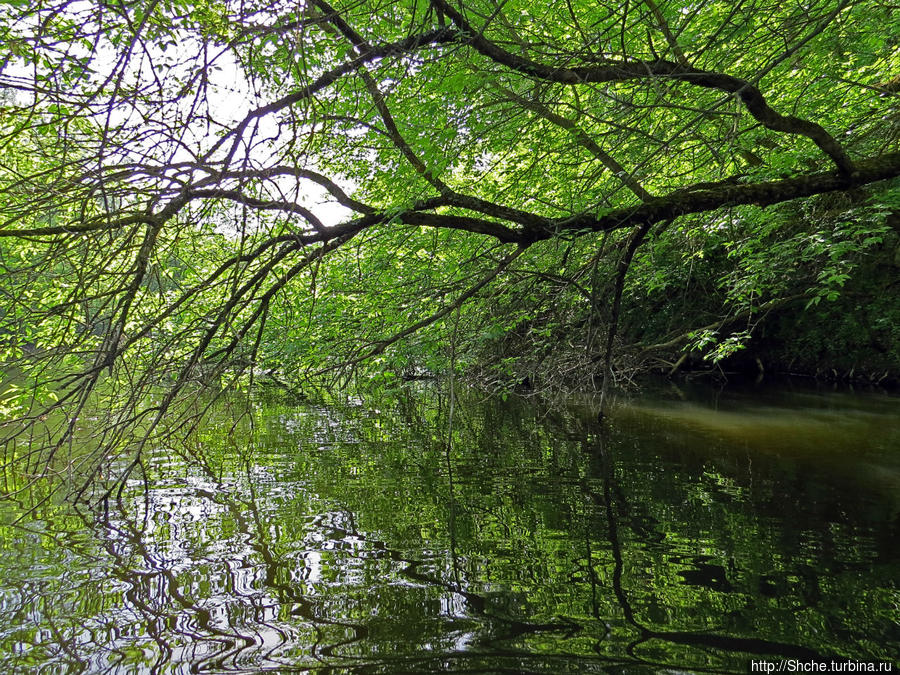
<box><xmin>0</xmin><ymin>382</ymin><xmax>898</xmax><ymax>673</ymax></box>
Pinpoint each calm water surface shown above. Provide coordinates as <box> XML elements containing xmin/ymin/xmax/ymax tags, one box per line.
<box><xmin>0</xmin><ymin>382</ymin><xmax>898</xmax><ymax>673</ymax></box>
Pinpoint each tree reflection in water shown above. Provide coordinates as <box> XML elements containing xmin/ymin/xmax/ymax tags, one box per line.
<box><xmin>0</xmin><ymin>383</ymin><xmax>898</xmax><ymax>673</ymax></box>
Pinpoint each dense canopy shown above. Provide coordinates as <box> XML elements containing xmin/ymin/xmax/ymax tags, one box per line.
<box><xmin>1</xmin><ymin>0</ymin><xmax>899</xmax><ymax>492</ymax></box>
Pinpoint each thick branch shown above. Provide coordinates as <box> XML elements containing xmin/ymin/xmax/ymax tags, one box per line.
<box><xmin>6</xmin><ymin>153</ymin><xmax>899</xmax><ymax>246</ymax></box>
<box><xmin>399</xmin><ymin>211</ymin><xmax>524</xmax><ymax>242</ymax></box>
<box><xmin>548</xmin><ymin>151</ymin><xmax>900</xmax><ymax>238</ymax></box>
<box><xmin>200</xmin><ymin>167</ymin><xmax>375</xmax><ymax>214</ymax></box>
<box><xmin>0</xmin><ymin>213</ymin><xmax>156</xmax><ymax>237</ymax></box>
<box><xmin>186</xmin><ymin>188</ymin><xmax>326</xmax><ymax>232</ymax></box>
<box><xmin>431</xmin><ymin>0</ymin><xmax>853</xmax><ymax>173</ymax></box>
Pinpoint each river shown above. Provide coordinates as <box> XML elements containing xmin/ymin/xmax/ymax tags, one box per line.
<box><xmin>0</xmin><ymin>380</ymin><xmax>898</xmax><ymax>673</ymax></box>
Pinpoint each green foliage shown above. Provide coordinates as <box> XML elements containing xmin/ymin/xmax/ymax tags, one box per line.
<box><xmin>1</xmin><ymin>0</ymin><xmax>900</xmax><ymax>481</ymax></box>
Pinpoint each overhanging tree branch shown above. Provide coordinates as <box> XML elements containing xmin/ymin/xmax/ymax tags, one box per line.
<box><xmin>547</xmin><ymin>152</ymin><xmax>900</xmax><ymax>239</ymax></box>
<box><xmin>432</xmin><ymin>0</ymin><xmax>854</xmax><ymax>173</ymax></box>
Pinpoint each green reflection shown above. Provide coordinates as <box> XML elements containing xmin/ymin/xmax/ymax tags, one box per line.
<box><xmin>0</xmin><ymin>383</ymin><xmax>897</xmax><ymax>673</ymax></box>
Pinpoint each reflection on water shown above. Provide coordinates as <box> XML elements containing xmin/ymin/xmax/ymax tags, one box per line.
<box><xmin>0</xmin><ymin>382</ymin><xmax>898</xmax><ymax>673</ymax></box>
